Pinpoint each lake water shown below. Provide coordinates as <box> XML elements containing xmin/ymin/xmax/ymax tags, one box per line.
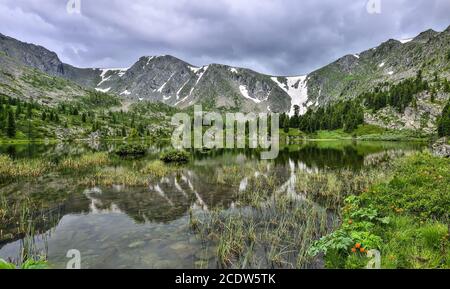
<box><xmin>0</xmin><ymin>140</ymin><xmax>427</xmax><ymax>268</ymax></box>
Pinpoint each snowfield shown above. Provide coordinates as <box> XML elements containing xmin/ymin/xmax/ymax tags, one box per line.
<box><xmin>271</xmin><ymin>76</ymin><xmax>309</xmax><ymax>116</ymax></box>
<box><xmin>239</xmin><ymin>85</ymin><xmax>262</xmax><ymax>103</ymax></box>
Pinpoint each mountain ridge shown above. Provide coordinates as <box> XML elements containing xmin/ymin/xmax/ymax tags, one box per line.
<box><xmin>1</xmin><ymin>25</ymin><xmax>450</xmax><ymax>117</ymax></box>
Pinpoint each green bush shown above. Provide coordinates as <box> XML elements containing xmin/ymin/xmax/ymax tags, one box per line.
<box><xmin>160</xmin><ymin>150</ymin><xmax>190</xmax><ymax>163</ymax></box>
<box><xmin>114</xmin><ymin>143</ymin><xmax>147</xmax><ymax>157</ymax></box>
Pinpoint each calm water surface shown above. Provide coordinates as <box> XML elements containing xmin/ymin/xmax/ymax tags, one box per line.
<box><xmin>0</xmin><ymin>140</ymin><xmax>426</xmax><ymax>268</ymax></box>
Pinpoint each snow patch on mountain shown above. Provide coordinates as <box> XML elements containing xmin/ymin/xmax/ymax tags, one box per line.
<box><xmin>195</xmin><ymin>66</ymin><xmax>208</xmax><ymax>85</ymax></box>
<box><xmin>271</xmin><ymin>76</ymin><xmax>309</xmax><ymax>116</ymax></box>
<box><xmin>146</xmin><ymin>56</ymin><xmax>155</xmax><ymax>66</ymax></box>
<box><xmin>239</xmin><ymin>85</ymin><xmax>261</xmax><ymax>103</ymax></box>
<box><xmin>120</xmin><ymin>90</ymin><xmax>131</xmax><ymax>96</ymax></box>
<box><xmin>97</xmin><ymin>68</ymin><xmax>128</xmax><ymax>86</ymax></box>
<box><xmin>399</xmin><ymin>38</ymin><xmax>413</xmax><ymax>44</ymax></box>
<box><xmin>189</xmin><ymin>66</ymin><xmax>202</xmax><ymax>74</ymax></box>
<box><xmin>176</xmin><ymin>80</ymin><xmax>190</xmax><ymax>100</ymax></box>
<box><xmin>95</xmin><ymin>87</ymin><xmax>111</xmax><ymax>93</ymax></box>
<box><xmin>157</xmin><ymin>72</ymin><xmax>176</xmax><ymax>93</ymax></box>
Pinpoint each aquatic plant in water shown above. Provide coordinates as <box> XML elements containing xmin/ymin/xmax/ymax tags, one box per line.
<box><xmin>114</xmin><ymin>143</ymin><xmax>147</xmax><ymax>157</ymax></box>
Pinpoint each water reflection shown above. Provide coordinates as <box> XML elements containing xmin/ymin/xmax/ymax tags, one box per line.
<box><xmin>0</xmin><ymin>140</ymin><xmax>426</xmax><ymax>268</ymax></box>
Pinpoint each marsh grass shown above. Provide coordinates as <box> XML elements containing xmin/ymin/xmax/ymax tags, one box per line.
<box><xmin>140</xmin><ymin>160</ymin><xmax>174</xmax><ymax>179</ymax></box>
<box><xmin>190</xmin><ymin>161</ymin><xmax>392</xmax><ymax>269</ymax></box>
<box><xmin>295</xmin><ymin>168</ymin><xmax>390</xmax><ymax>209</ymax></box>
<box><xmin>0</xmin><ymin>152</ymin><xmax>181</xmax><ymax>188</ymax></box>
<box><xmin>81</xmin><ymin>158</ymin><xmax>183</xmax><ymax>186</ymax></box>
<box><xmin>0</xmin><ymin>194</ymin><xmax>55</xmax><ymax>267</ymax></box>
<box><xmin>82</xmin><ymin>166</ymin><xmax>148</xmax><ymax>187</ymax></box>
<box><xmin>215</xmin><ymin>161</ymin><xmax>270</xmax><ymax>187</ymax></box>
<box><xmin>0</xmin><ymin>152</ymin><xmax>111</xmax><ymax>184</ymax></box>
<box><xmin>191</xmin><ymin>170</ymin><xmax>338</xmax><ymax>269</ymax></box>
<box><xmin>0</xmin><ymin>155</ymin><xmax>51</xmax><ymax>183</ymax></box>
<box><xmin>58</xmin><ymin>152</ymin><xmax>109</xmax><ymax>172</ymax></box>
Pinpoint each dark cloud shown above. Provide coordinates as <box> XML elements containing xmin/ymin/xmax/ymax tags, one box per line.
<box><xmin>0</xmin><ymin>0</ymin><xmax>449</xmax><ymax>75</ymax></box>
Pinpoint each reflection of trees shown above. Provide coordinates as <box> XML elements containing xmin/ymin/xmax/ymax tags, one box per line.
<box><xmin>274</xmin><ymin>144</ymin><xmax>365</xmax><ymax>170</ymax></box>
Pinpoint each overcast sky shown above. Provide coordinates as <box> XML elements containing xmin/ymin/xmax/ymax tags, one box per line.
<box><xmin>0</xmin><ymin>0</ymin><xmax>449</xmax><ymax>75</ymax></box>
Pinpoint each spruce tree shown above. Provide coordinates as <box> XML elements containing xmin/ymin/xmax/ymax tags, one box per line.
<box><xmin>7</xmin><ymin>109</ymin><xmax>16</xmax><ymax>138</ymax></box>
<box><xmin>437</xmin><ymin>101</ymin><xmax>450</xmax><ymax>137</ymax></box>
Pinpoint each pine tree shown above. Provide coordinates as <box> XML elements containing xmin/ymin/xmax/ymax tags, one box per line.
<box><xmin>437</xmin><ymin>101</ymin><xmax>450</xmax><ymax>137</ymax></box>
<box><xmin>283</xmin><ymin>118</ymin><xmax>290</xmax><ymax>133</ymax></box>
<box><xmin>27</xmin><ymin>104</ymin><xmax>32</xmax><ymax>118</ymax></box>
<box><xmin>15</xmin><ymin>102</ymin><xmax>22</xmax><ymax>117</ymax></box>
<box><xmin>6</xmin><ymin>110</ymin><xmax>16</xmax><ymax>138</ymax></box>
<box><xmin>0</xmin><ymin>104</ymin><xmax>3</xmax><ymax>132</ymax></box>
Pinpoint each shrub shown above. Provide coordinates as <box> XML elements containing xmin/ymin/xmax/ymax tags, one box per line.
<box><xmin>114</xmin><ymin>143</ymin><xmax>147</xmax><ymax>157</ymax></box>
<box><xmin>160</xmin><ymin>150</ymin><xmax>190</xmax><ymax>163</ymax></box>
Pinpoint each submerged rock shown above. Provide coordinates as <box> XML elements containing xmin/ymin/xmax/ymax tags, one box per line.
<box><xmin>128</xmin><ymin>240</ymin><xmax>146</xmax><ymax>248</ymax></box>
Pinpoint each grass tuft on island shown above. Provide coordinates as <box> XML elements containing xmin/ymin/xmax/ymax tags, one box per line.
<box><xmin>160</xmin><ymin>150</ymin><xmax>190</xmax><ymax>163</ymax></box>
<box><xmin>113</xmin><ymin>143</ymin><xmax>147</xmax><ymax>157</ymax></box>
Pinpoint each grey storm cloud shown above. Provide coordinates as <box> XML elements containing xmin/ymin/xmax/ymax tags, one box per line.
<box><xmin>0</xmin><ymin>0</ymin><xmax>449</xmax><ymax>75</ymax></box>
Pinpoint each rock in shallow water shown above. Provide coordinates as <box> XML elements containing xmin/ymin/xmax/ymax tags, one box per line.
<box><xmin>128</xmin><ymin>240</ymin><xmax>146</xmax><ymax>248</ymax></box>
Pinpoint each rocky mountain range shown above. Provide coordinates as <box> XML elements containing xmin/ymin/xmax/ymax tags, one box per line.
<box><xmin>1</xmin><ymin>25</ymin><xmax>449</xmax><ymax>121</ymax></box>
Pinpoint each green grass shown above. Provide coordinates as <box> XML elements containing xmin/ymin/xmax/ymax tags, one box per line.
<box><xmin>353</xmin><ymin>124</ymin><xmax>386</xmax><ymax>136</ymax></box>
<box><xmin>312</xmin><ymin>129</ymin><xmax>351</xmax><ymax>140</ymax></box>
<box><xmin>293</xmin><ymin>125</ymin><xmax>431</xmax><ymax>141</ymax></box>
<box><xmin>309</xmin><ymin>152</ymin><xmax>450</xmax><ymax>268</ymax></box>
<box><xmin>0</xmin><ymin>258</ymin><xmax>48</xmax><ymax>269</ymax></box>
<box><xmin>59</xmin><ymin>152</ymin><xmax>110</xmax><ymax>172</ymax></box>
<box><xmin>279</xmin><ymin>128</ymin><xmax>306</xmax><ymax>138</ymax></box>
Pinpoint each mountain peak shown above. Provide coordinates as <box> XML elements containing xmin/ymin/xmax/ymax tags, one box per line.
<box><xmin>413</xmin><ymin>29</ymin><xmax>439</xmax><ymax>42</ymax></box>
<box><xmin>444</xmin><ymin>25</ymin><xmax>450</xmax><ymax>33</ymax></box>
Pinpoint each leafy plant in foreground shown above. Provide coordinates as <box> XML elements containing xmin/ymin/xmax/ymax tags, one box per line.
<box><xmin>0</xmin><ymin>258</ymin><xmax>48</xmax><ymax>270</ymax></box>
